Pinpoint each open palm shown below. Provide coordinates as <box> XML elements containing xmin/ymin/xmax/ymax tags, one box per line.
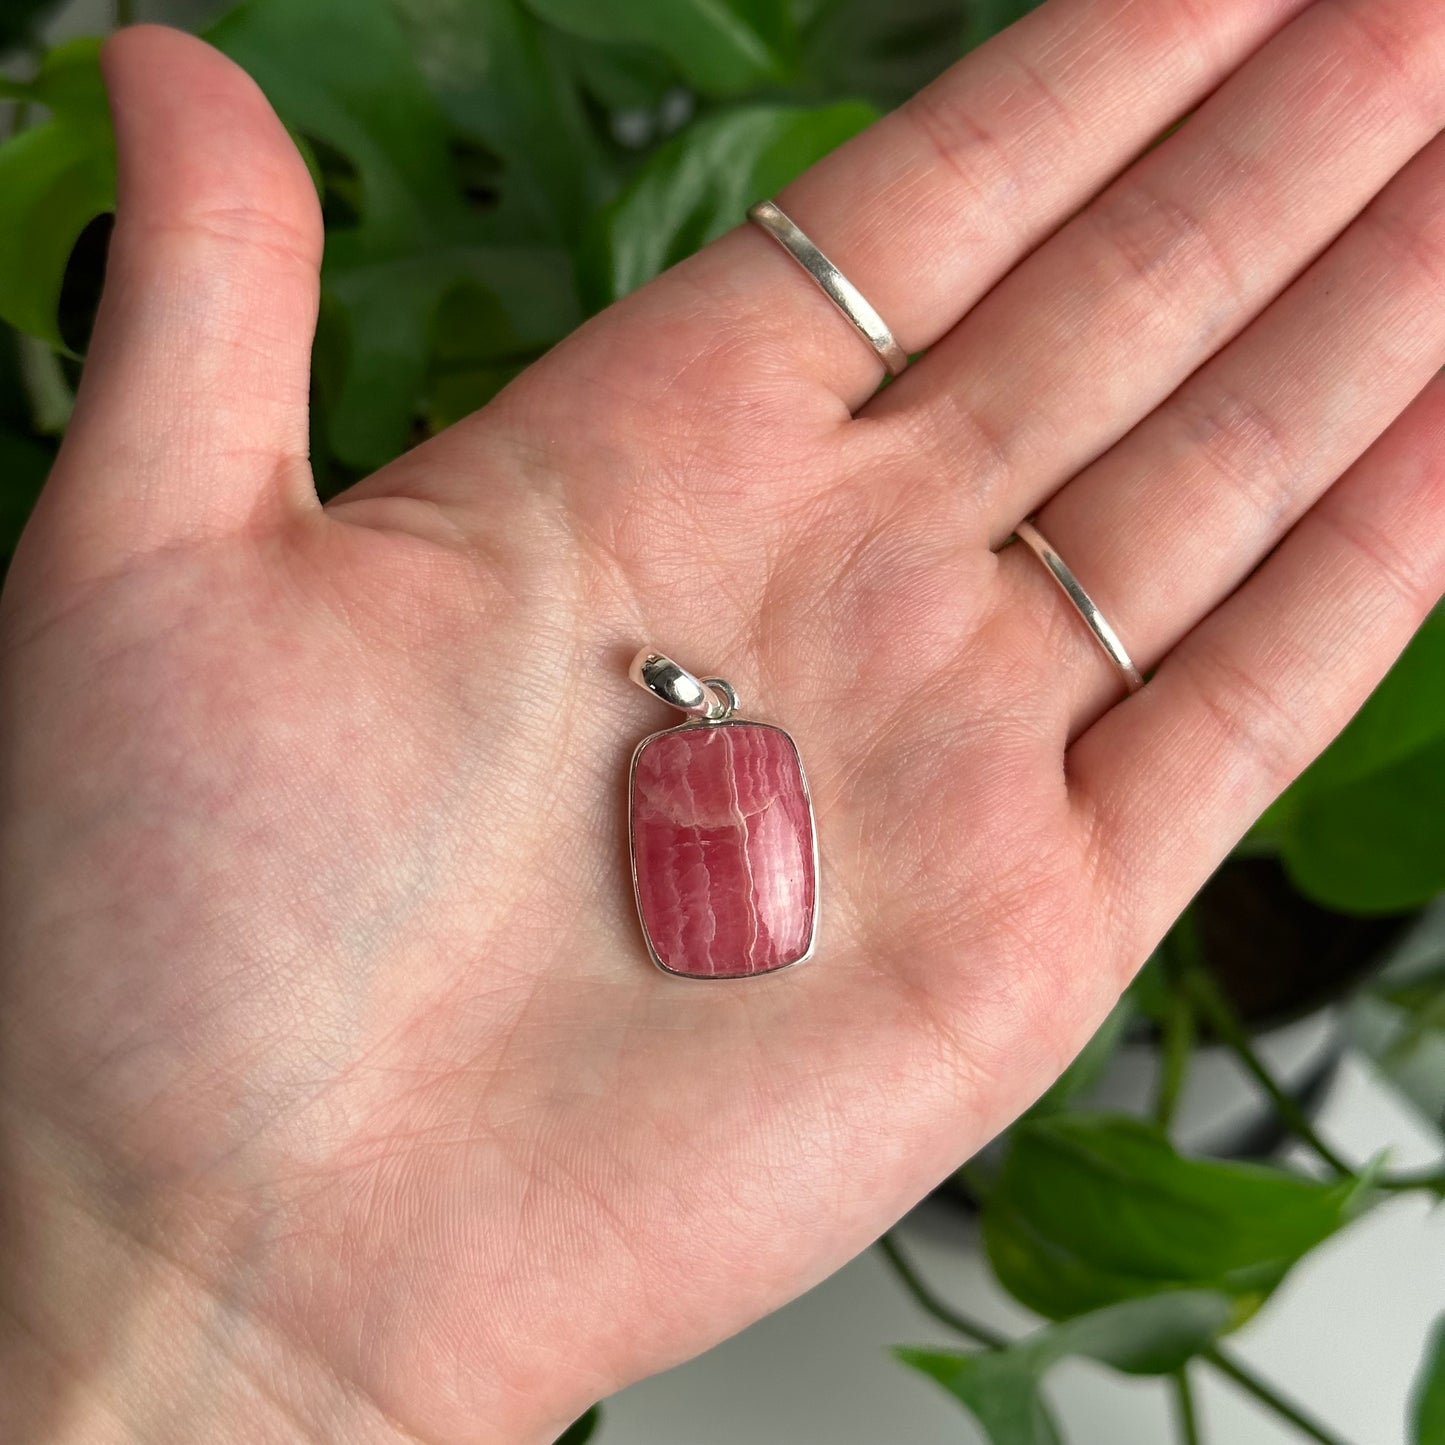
<box><xmin>5</xmin><ymin>5</ymin><xmax>1445</xmax><ymax>1442</ymax></box>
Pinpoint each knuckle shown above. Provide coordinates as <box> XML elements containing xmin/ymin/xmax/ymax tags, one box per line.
<box><xmin>902</xmin><ymin>43</ymin><xmax>1072</xmax><ymax>211</ymax></box>
<box><xmin>1322</xmin><ymin>0</ymin><xmax>1445</xmax><ymax>130</ymax></box>
<box><xmin>1086</xmin><ymin>179</ymin><xmax>1246</xmax><ymax>325</ymax></box>
<box><xmin>1181</xmin><ymin>642</ymin><xmax>1307</xmax><ymax>792</ymax></box>
<box><xmin>902</xmin><ymin>86</ymin><xmax>1020</xmax><ymax>204</ymax></box>
<box><xmin>1315</xmin><ymin>504</ymin><xmax>1437</xmax><ymax>616</ymax></box>
<box><xmin>1362</xmin><ymin>194</ymin><xmax>1445</xmax><ymax>296</ymax></box>
<box><xmin>1000</xmin><ymin>48</ymin><xmax>1080</xmax><ymax>137</ymax></box>
<box><xmin>1163</xmin><ymin>381</ymin><xmax>1299</xmax><ymax>526</ymax></box>
<box><xmin>147</xmin><ymin>203</ymin><xmax>321</xmax><ymax>275</ymax></box>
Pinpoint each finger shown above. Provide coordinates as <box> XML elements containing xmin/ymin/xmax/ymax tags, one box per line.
<box><xmin>869</xmin><ymin>0</ymin><xmax>1445</xmax><ymax>542</ymax></box>
<box><xmin>546</xmin><ymin>0</ymin><xmax>1310</xmax><ymax>419</ymax></box>
<box><xmin>996</xmin><ymin>118</ymin><xmax>1445</xmax><ymax>730</ymax></box>
<box><xmin>44</xmin><ymin>26</ymin><xmax>322</xmax><ymax>560</ymax></box>
<box><xmin>1067</xmin><ymin>373</ymin><xmax>1445</xmax><ymax>961</ymax></box>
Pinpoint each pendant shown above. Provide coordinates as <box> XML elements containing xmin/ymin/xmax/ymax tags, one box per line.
<box><xmin>627</xmin><ymin>648</ymin><xmax>819</xmax><ymax>979</ymax></box>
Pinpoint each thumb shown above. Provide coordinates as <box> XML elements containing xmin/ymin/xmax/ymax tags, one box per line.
<box><xmin>43</xmin><ymin>25</ymin><xmax>323</xmax><ymax>565</ymax></box>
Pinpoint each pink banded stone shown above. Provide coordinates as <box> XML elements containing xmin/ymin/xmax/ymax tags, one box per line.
<box><xmin>630</xmin><ymin>721</ymin><xmax>817</xmax><ymax>978</ymax></box>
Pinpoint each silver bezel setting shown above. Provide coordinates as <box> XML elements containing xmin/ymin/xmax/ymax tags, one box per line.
<box><xmin>627</xmin><ymin>717</ymin><xmax>820</xmax><ymax>981</ymax></box>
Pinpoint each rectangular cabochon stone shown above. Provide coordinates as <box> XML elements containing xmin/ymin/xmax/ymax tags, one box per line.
<box><xmin>630</xmin><ymin>721</ymin><xmax>817</xmax><ymax>977</ymax></box>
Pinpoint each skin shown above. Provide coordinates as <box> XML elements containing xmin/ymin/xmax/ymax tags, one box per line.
<box><xmin>3</xmin><ymin>2</ymin><xmax>1445</xmax><ymax>1440</ymax></box>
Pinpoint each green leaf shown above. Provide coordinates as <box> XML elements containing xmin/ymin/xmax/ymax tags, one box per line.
<box><xmin>1415</xmin><ymin>1318</ymin><xmax>1445</xmax><ymax>1445</ymax></box>
<box><xmin>901</xmin><ymin>1347</ymin><xmax>1062</xmax><ymax>1445</ymax></box>
<box><xmin>425</xmin><ymin>277</ymin><xmax>537</xmax><ymax>428</ymax></box>
<box><xmin>390</xmin><ymin>0</ymin><xmax>611</xmax><ymax>241</ymax></box>
<box><xmin>320</xmin><ymin>244</ymin><xmax>573</xmax><ymax>463</ymax></box>
<box><xmin>207</xmin><ymin>0</ymin><xmax>579</xmax><ymax>467</ymax></box>
<box><xmin>556</xmin><ymin>1404</ymin><xmax>601</xmax><ymax>1445</ymax></box>
<box><xmin>0</xmin><ymin>0</ymin><xmax>65</xmax><ymax>57</ymax></box>
<box><xmin>963</xmin><ymin>0</ymin><xmax>1047</xmax><ymax>50</ymax></box>
<box><xmin>1280</xmin><ymin>736</ymin><xmax>1445</xmax><ymax>914</ymax></box>
<box><xmin>0</xmin><ymin>324</ymin><xmax>55</xmax><ymax>552</ymax></box>
<box><xmin>796</xmin><ymin>0</ymin><xmax>971</xmax><ymax>114</ymax></box>
<box><xmin>1286</xmin><ymin>611</ymin><xmax>1445</xmax><ymax>798</ymax></box>
<box><xmin>12</xmin><ymin>328</ymin><xmax>72</xmax><ymax>434</ymax></box>
<box><xmin>0</xmin><ymin>38</ymin><xmax>116</xmax><ymax>354</ymax></box>
<box><xmin>0</xmin><ymin>426</ymin><xmax>52</xmax><ymax>553</ymax></box>
<box><xmin>522</xmin><ymin>0</ymin><xmax>799</xmax><ymax>96</ymax></box>
<box><xmin>1126</xmin><ymin>948</ymin><xmax>1172</xmax><ymax>1023</ymax></box>
<box><xmin>1257</xmin><ymin>611</ymin><xmax>1445</xmax><ymax>907</ymax></box>
<box><xmin>982</xmin><ymin>1114</ymin><xmax>1369</xmax><ymax>1322</ymax></box>
<box><xmin>1028</xmin><ymin>993</ymin><xmax>1135</xmax><ymax>1116</ymax></box>
<box><xmin>1038</xmin><ymin>1291</ymin><xmax>1234</xmax><ymax>1375</ymax></box>
<box><xmin>580</xmin><ymin>100</ymin><xmax>877</xmax><ymax>307</ymax></box>
<box><xmin>552</xmin><ymin>31</ymin><xmax>680</xmax><ymax>115</ymax></box>
<box><xmin>897</xmin><ymin>1292</ymin><xmax>1232</xmax><ymax>1445</ymax></box>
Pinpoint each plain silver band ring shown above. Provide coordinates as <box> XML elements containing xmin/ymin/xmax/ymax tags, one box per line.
<box><xmin>747</xmin><ymin>199</ymin><xmax>909</xmax><ymax>377</ymax></box>
<box><xmin>1014</xmin><ymin>520</ymin><xmax>1144</xmax><ymax>695</ymax></box>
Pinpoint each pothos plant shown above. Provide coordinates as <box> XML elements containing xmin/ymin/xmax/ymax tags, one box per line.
<box><xmin>2</xmin><ymin>1</ymin><xmax>1444</xmax><ymax>1442</ymax></box>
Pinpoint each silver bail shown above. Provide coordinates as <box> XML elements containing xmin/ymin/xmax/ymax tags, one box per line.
<box><xmin>629</xmin><ymin>648</ymin><xmax>738</xmax><ymax>721</ymax></box>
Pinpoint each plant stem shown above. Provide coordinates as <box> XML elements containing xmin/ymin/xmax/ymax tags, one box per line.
<box><xmin>1172</xmin><ymin>917</ymin><xmax>1441</xmax><ymax>1194</ymax></box>
<box><xmin>17</xmin><ymin>334</ymin><xmax>73</xmax><ymax>434</ymax></box>
<box><xmin>875</xmin><ymin>1232</ymin><xmax>1008</xmax><ymax>1351</ymax></box>
<box><xmin>1155</xmin><ymin>960</ymin><xmax>1196</xmax><ymax>1130</ymax></box>
<box><xmin>1172</xmin><ymin>1367</ymin><xmax>1203</xmax><ymax>1445</ymax></box>
<box><xmin>6</xmin><ymin>40</ymin><xmax>42</xmax><ymax>137</ymax></box>
<box><xmin>116</xmin><ymin>0</ymin><xmax>136</xmax><ymax>27</ymax></box>
<box><xmin>1178</xmin><ymin>947</ymin><xmax>1355</xmax><ymax>1180</ymax></box>
<box><xmin>1376</xmin><ymin>1165</ymin><xmax>1445</xmax><ymax>1193</ymax></box>
<box><xmin>1204</xmin><ymin>1346</ymin><xmax>1355</xmax><ymax>1445</ymax></box>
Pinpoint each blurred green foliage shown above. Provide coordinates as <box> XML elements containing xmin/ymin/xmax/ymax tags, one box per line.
<box><xmin>981</xmin><ymin>1114</ymin><xmax>1370</xmax><ymax>1323</ymax></box>
<box><xmin>3</xmin><ymin>0</ymin><xmax>1440</xmax><ymax>914</ymax></box>
<box><xmin>1</xmin><ymin>2</ymin><xmax>1443</xmax><ymax>1441</ymax></box>
<box><xmin>898</xmin><ymin>1292</ymin><xmax>1233</xmax><ymax>1445</ymax></box>
<box><xmin>1416</xmin><ymin>1320</ymin><xmax>1445</xmax><ymax>1445</ymax></box>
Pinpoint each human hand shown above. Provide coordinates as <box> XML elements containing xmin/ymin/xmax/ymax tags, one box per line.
<box><xmin>4</xmin><ymin>4</ymin><xmax>1445</xmax><ymax>1441</ymax></box>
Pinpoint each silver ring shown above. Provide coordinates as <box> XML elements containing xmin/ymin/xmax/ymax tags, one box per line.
<box><xmin>747</xmin><ymin>199</ymin><xmax>909</xmax><ymax>377</ymax></box>
<box><xmin>1014</xmin><ymin>520</ymin><xmax>1144</xmax><ymax>695</ymax></box>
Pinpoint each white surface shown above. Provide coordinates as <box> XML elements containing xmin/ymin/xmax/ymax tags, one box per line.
<box><xmin>1095</xmin><ymin>1007</ymin><xmax>1341</xmax><ymax>1159</ymax></box>
<box><xmin>604</xmin><ymin>1054</ymin><xmax>1445</xmax><ymax>1443</ymax></box>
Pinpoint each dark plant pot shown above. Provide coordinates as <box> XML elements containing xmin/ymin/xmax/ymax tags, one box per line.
<box><xmin>1158</xmin><ymin>855</ymin><xmax>1415</xmax><ymax>1160</ymax></box>
<box><xmin>1196</xmin><ymin>855</ymin><xmax>1413</xmax><ymax>1032</ymax></box>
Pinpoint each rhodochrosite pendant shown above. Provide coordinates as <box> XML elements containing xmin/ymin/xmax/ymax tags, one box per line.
<box><xmin>627</xmin><ymin>649</ymin><xmax>819</xmax><ymax>979</ymax></box>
